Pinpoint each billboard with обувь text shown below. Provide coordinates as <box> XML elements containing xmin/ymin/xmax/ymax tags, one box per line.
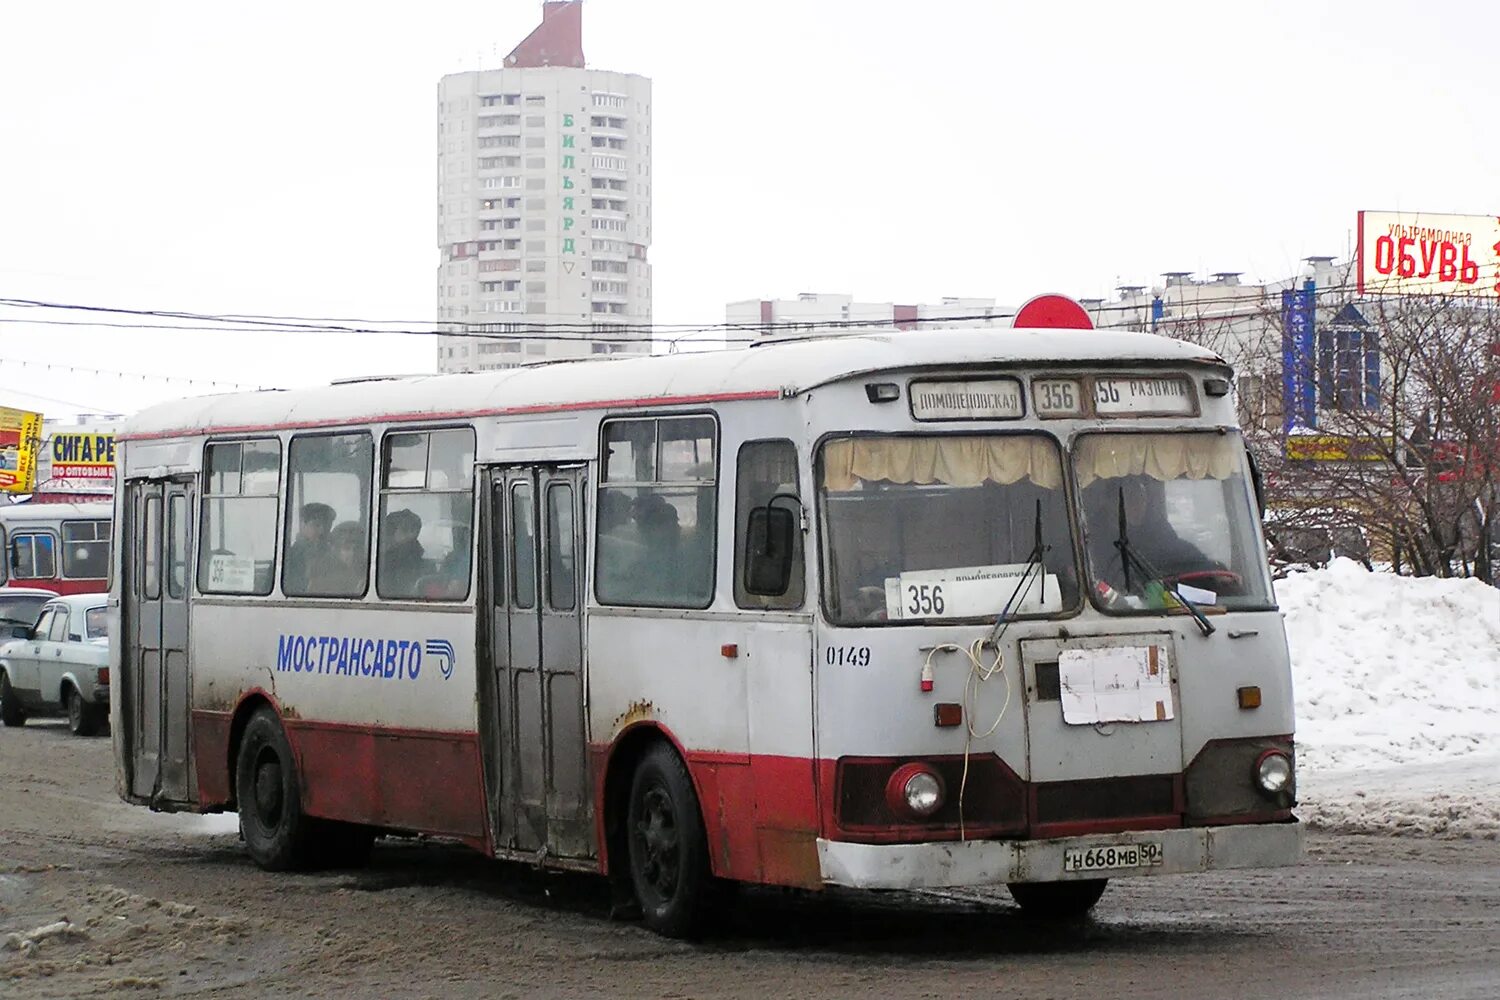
<box><xmin>1357</xmin><ymin>210</ymin><xmax>1500</xmax><ymax>299</ymax></box>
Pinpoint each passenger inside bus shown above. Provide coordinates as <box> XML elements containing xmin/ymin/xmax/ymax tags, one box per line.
<box><xmin>310</xmin><ymin>521</ymin><xmax>366</xmax><ymax>595</ymax></box>
<box><xmin>595</xmin><ymin>490</ymin><xmax>644</xmax><ymax>597</ymax></box>
<box><xmin>284</xmin><ymin>502</ymin><xmax>335</xmax><ymax>593</ymax></box>
<box><xmin>379</xmin><ymin>508</ymin><xmax>426</xmax><ymax>597</ymax></box>
<box><xmin>426</xmin><ymin>524</ymin><xmax>472</xmax><ymax>598</ymax></box>
<box><xmin>1081</xmin><ymin>476</ymin><xmax>1222</xmax><ymax>594</ymax></box>
<box><xmin>632</xmin><ymin>493</ymin><xmax>685</xmax><ymax>597</ymax></box>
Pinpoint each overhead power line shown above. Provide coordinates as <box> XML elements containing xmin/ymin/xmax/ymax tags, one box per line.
<box><xmin>0</xmin><ymin>357</ymin><xmax>276</xmax><ymax>391</ymax></box>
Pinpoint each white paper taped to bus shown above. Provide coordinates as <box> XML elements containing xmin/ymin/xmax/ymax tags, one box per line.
<box><xmin>206</xmin><ymin>553</ymin><xmax>257</xmax><ymax>593</ymax></box>
<box><xmin>884</xmin><ymin>562</ymin><xmax>1062</xmax><ymax>619</ymax></box>
<box><xmin>1058</xmin><ymin>645</ymin><xmax>1174</xmax><ymax>725</ymax></box>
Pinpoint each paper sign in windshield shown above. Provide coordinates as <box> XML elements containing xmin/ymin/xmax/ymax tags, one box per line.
<box><xmin>206</xmin><ymin>554</ymin><xmax>257</xmax><ymax>593</ymax></box>
<box><xmin>1059</xmin><ymin>645</ymin><xmax>1174</xmax><ymax>724</ymax></box>
<box><xmin>883</xmin><ymin>563</ymin><xmax>1062</xmax><ymax>620</ymax></box>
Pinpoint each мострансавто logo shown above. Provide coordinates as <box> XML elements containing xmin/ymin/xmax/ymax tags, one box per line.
<box><xmin>274</xmin><ymin>633</ymin><xmax>455</xmax><ymax>681</ymax></box>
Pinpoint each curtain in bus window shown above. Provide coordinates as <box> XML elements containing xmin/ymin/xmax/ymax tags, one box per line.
<box><xmin>284</xmin><ymin>433</ymin><xmax>374</xmax><ymax>598</ymax></box>
<box><xmin>821</xmin><ymin>436</ymin><xmax>1063</xmax><ymax>492</ymax></box>
<box><xmin>1073</xmin><ymin>432</ymin><xmax>1273</xmax><ymax>610</ymax></box>
<box><xmin>818</xmin><ymin>434</ymin><xmax>1077</xmax><ymax>624</ymax></box>
<box><xmin>1073</xmin><ymin>433</ymin><xmax>1239</xmax><ymax>488</ymax></box>
<box><xmin>61</xmin><ymin>521</ymin><xmax>109</xmax><ymax>580</ymax></box>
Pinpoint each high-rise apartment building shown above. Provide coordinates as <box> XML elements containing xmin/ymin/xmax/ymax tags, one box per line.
<box><xmin>435</xmin><ymin>2</ymin><xmax>652</xmax><ymax>373</ymax></box>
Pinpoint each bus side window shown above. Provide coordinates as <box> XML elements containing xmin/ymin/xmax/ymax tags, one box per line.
<box><xmin>734</xmin><ymin>440</ymin><xmax>804</xmax><ymax>610</ymax></box>
<box><xmin>376</xmin><ymin>427</ymin><xmax>475</xmax><ymax>601</ymax></box>
<box><xmin>62</xmin><ymin>520</ymin><xmax>109</xmax><ymax>580</ymax></box>
<box><xmin>198</xmin><ymin>440</ymin><xmax>282</xmax><ymax>596</ymax></box>
<box><xmin>596</xmin><ymin>415</ymin><xmax>717</xmax><ymax>610</ymax></box>
<box><xmin>283</xmin><ymin>432</ymin><xmax>374</xmax><ymax>598</ymax></box>
<box><xmin>11</xmin><ymin>532</ymin><xmax>57</xmax><ymax>580</ymax></box>
<box><xmin>143</xmin><ymin>497</ymin><xmax>162</xmax><ymax>601</ymax></box>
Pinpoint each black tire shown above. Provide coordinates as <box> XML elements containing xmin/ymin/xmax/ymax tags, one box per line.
<box><xmin>0</xmin><ymin>672</ymin><xmax>26</xmax><ymax>727</ymax></box>
<box><xmin>235</xmin><ymin>708</ymin><xmax>316</xmax><ymax>871</ymax></box>
<box><xmin>625</xmin><ymin>743</ymin><xmax>712</xmax><ymax>938</ymax></box>
<box><xmin>1006</xmin><ymin>879</ymin><xmax>1109</xmax><ymax>919</ymax></box>
<box><xmin>66</xmin><ymin>687</ymin><xmax>101</xmax><ymax>737</ymax></box>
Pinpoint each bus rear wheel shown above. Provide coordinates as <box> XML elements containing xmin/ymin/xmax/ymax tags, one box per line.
<box><xmin>626</xmin><ymin>743</ymin><xmax>711</xmax><ymax>938</ymax></box>
<box><xmin>1006</xmin><ymin>879</ymin><xmax>1108</xmax><ymax>919</ymax></box>
<box><xmin>235</xmin><ymin>708</ymin><xmax>316</xmax><ymax>871</ymax></box>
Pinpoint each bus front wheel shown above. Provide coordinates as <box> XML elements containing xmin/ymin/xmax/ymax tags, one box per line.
<box><xmin>1006</xmin><ymin>879</ymin><xmax>1108</xmax><ymax>919</ymax></box>
<box><xmin>626</xmin><ymin>743</ymin><xmax>711</xmax><ymax>938</ymax></box>
<box><xmin>235</xmin><ymin>708</ymin><xmax>316</xmax><ymax>871</ymax></box>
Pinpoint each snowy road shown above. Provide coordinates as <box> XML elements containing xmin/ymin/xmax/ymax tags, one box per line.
<box><xmin>3</xmin><ymin>723</ymin><xmax>1499</xmax><ymax>999</ymax></box>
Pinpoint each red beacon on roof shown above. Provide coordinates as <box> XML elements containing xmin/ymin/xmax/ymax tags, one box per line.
<box><xmin>1012</xmin><ymin>294</ymin><xmax>1094</xmax><ymax>330</ymax></box>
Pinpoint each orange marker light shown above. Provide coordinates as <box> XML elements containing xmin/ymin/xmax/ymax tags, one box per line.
<box><xmin>720</xmin><ymin>644</ymin><xmax>738</xmax><ymax>659</ymax></box>
<box><xmin>1237</xmin><ymin>686</ymin><xmax>1262</xmax><ymax>710</ymax></box>
<box><xmin>934</xmin><ymin>703</ymin><xmax>962</xmax><ymax>728</ymax></box>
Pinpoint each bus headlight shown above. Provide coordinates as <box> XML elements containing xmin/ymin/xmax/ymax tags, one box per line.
<box><xmin>885</xmin><ymin>763</ymin><xmax>945</xmax><ymax>820</ymax></box>
<box><xmin>1254</xmin><ymin>750</ymin><xmax>1293</xmax><ymax>796</ymax></box>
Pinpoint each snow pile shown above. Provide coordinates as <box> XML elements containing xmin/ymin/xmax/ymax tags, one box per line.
<box><xmin>3</xmin><ymin>920</ymin><xmax>86</xmax><ymax>957</ymax></box>
<box><xmin>1278</xmin><ymin>559</ymin><xmax>1500</xmax><ymax>837</ymax></box>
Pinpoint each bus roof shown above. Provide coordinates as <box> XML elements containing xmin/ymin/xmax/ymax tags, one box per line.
<box><xmin>0</xmin><ymin>501</ymin><xmax>112</xmax><ymax>522</ymax></box>
<box><xmin>120</xmin><ymin>326</ymin><xmax>1225</xmax><ymax>441</ymax></box>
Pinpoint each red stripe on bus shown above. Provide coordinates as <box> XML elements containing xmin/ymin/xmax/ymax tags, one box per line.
<box><xmin>117</xmin><ymin>389</ymin><xmax>784</xmax><ymax>442</ymax></box>
<box><xmin>193</xmin><ymin>708</ymin><xmax>491</xmax><ymax>850</ymax></box>
<box><xmin>190</xmin><ymin>714</ymin><xmax>1274</xmax><ymax>888</ymax></box>
<box><xmin>5</xmin><ymin>578</ymin><xmax>106</xmax><ymax>596</ymax></box>
<box><xmin>591</xmin><ymin>741</ymin><xmax>822</xmax><ymax>887</ymax></box>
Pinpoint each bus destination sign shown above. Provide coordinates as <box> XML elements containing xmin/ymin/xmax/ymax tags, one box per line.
<box><xmin>1093</xmin><ymin>375</ymin><xmax>1195</xmax><ymax>416</ymax></box>
<box><xmin>909</xmin><ymin>378</ymin><xmax>1025</xmax><ymax>421</ymax></box>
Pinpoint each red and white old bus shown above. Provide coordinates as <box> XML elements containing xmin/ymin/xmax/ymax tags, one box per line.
<box><xmin>1</xmin><ymin>500</ymin><xmax>112</xmax><ymax>595</ymax></box>
<box><xmin>113</xmin><ymin>300</ymin><xmax>1300</xmax><ymax>936</ymax></box>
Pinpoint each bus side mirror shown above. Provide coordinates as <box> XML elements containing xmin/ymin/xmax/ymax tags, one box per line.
<box><xmin>1245</xmin><ymin>446</ymin><xmax>1266</xmax><ymax>517</ymax></box>
<box><xmin>744</xmin><ymin>505</ymin><xmax>796</xmax><ymax>596</ymax></box>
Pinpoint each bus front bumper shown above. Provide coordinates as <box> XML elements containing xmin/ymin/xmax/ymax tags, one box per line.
<box><xmin>817</xmin><ymin>822</ymin><xmax>1304</xmax><ymax>890</ymax></box>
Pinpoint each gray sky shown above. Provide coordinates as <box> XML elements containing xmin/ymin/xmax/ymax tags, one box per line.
<box><xmin>1</xmin><ymin>0</ymin><xmax>1496</xmax><ymax>420</ymax></box>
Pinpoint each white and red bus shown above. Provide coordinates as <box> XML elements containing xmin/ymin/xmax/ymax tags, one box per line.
<box><xmin>112</xmin><ymin>299</ymin><xmax>1301</xmax><ymax>936</ymax></box>
<box><xmin>1</xmin><ymin>501</ymin><xmax>112</xmax><ymax>595</ymax></box>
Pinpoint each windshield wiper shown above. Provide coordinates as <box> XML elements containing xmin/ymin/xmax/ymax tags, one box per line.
<box><xmin>986</xmin><ymin>499</ymin><xmax>1048</xmax><ymax>647</ymax></box>
<box><xmin>1114</xmin><ymin>487</ymin><xmax>1214</xmax><ymax>637</ymax></box>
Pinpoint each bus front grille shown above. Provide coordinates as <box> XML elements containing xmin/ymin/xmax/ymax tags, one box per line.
<box><xmin>1032</xmin><ymin>774</ymin><xmax>1181</xmax><ymax>826</ymax></box>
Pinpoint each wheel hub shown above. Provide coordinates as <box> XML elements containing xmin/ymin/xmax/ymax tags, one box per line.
<box><xmin>253</xmin><ymin>756</ymin><xmax>284</xmax><ymax>825</ymax></box>
<box><xmin>634</xmin><ymin>786</ymin><xmax>679</xmax><ymax>897</ymax></box>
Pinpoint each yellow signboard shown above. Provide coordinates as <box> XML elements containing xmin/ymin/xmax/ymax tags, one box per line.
<box><xmin>0</xmin><ymin>406</ymin><xmax>44</xmax><ymax>493</ymax></box>
<box><xmin>50</xmin><ymin>431</ymin><xmax>117</xmax><ymax>480</ymax></box>
<box><xmin>1284</xmin><ymin>434</ymin><xmax>1390</xmax><ymax>462</ymax></box>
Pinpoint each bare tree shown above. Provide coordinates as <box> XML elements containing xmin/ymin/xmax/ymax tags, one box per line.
<box><xmin>1147</xmin><ymin>287</ymin><xmax>1500</xmax><ymax>581</ymax></box>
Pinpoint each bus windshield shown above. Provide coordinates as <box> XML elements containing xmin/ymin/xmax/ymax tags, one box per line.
<box><xmin>819</xmin><ymin>434</ymin><xmax>1079</xmax><ymax>624</ymax></box>
<box><xmin>1074</xmin><ymin>431</ymin><xmax>1274</xmax><ymax>612</ymax></box>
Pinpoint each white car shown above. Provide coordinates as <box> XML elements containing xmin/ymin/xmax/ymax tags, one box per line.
<box><xmin>0</xmin><ymin>592</ymin><xmax>110</xmax><ymax>736</ymax></box>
